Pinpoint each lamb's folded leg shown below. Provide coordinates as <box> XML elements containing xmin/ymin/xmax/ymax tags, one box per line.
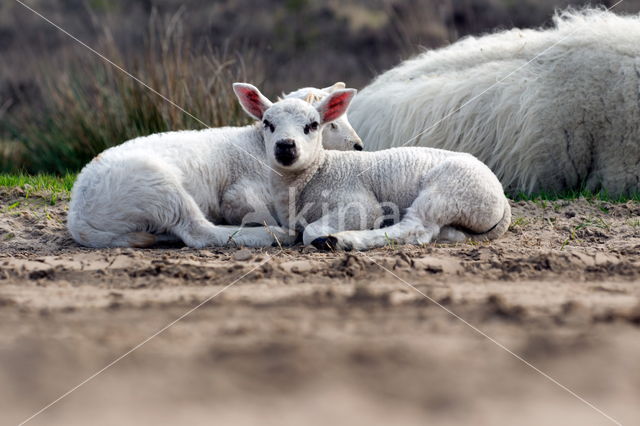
<box><xmin>212</xmin><ymin>225</ymin><xmax>297</xmax><ymax>248</ymax></box>
<box><xmin>171</xmin><ymin>196</ymin><xmax>295</xmax><ymax>248</ymax></box>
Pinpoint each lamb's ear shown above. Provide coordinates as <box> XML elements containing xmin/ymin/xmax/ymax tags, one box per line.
<box><xmin>233</xmin><ymin>83</ymin><xmax>273</xmax><ymax>120</ymax></box>
<box><xmin>322</xmin><ymin>82</ymin><xmax>346</xmax><ymax>93</ymax></box>
<box><xmin>316</xmin><ymin>88</ymin><xmax>357</xmax><ymax>124</ymax></box>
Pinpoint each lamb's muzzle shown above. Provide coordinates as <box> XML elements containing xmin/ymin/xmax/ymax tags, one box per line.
<box><xmin>274</xmin><ymin>139</ymin><xmax>298</xmax><ymax>166</ymax></box>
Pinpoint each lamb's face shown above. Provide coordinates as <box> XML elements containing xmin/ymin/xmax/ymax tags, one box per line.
<box><xmin>261</xmin><ymin>99</ymin><xmax>324</xmax><ymax>171</ymax></box>
<box><xmin>233</xmin><ymin>82</ymin><xmax>357</xmax><ymax>173</ymax></box>
<box><xmin>322</xmin><ymin>116</ymin><xmax>363</xmax><ymax>151</ymax></box>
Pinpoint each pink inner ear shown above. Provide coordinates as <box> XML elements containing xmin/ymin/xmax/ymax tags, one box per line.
<box><xmin>322</xmin><ymin>92</ymin><xmax>352</xmax><ymax>122</ymax></box>
<box><xmin>238</xmin><ymin>87</ymin><xmax>265</xmax><ymax>119</ymax></box>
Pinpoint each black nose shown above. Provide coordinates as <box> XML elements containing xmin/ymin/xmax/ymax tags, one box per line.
<box><xmin>274</xmin><ymin>139</ymin><xmax>297</xmax><ymax>166</ymax></box>
<box><xmin>276</xmin><ymin>139</ymin><xmax>296</xmax><ymax>150</ymax></box>
<box><xmin>354</xmin><ymin>143</ymin><xmax>363</xmax><ymax>151</ymax></box>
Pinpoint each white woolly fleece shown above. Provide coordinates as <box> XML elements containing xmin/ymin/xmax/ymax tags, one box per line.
<box><xmin>350</xmin><ymin>9</ymin><xmax>640</xmax><ymax>196</ymax></box>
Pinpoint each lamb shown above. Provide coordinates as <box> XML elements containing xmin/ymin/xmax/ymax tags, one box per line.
<box><xmin>67</xmin><ymin>83</ymin><xmax>363</xmax><ymax>248</ymax></box>
<box><xmin>348</xmin><ymin>9</ymin><xmax>640</xmax><ymax>197</ymax></box>
<box><xmin>233</xmin><ymin>83</ymin><xmax>511</xmax><ymax>251</ymax></box>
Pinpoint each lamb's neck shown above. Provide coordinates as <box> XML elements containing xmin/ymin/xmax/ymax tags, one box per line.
<box><xmin>271</xmin><ymin>150</ymin><xmax>326</xmax><ymax>197</ymax></box>
<box><xmin>270</xmin><ymin>150</ymin><xmax>326</xmax><ymax>229</ymax></box>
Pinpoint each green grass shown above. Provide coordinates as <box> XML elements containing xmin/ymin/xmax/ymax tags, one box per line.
<box><xmin>0</xmin><ymin>174</ymin><xmax>639</xmax><ymax>209</ymax></box>
<box><xmin>560</xmin><ymin>216</ymin><xmax>612</xmax><ymax>251</ymax></box>
<box><xmin>509</xmin><ymin>216</ymin><xmax>529</xmax><ymax>229</ymax></box>
<box><xmin>384</xmin><ymin>232</ymin><xmax>398</xmax><ymax>250</ymax></box>
<box><xmin>513</xmin><ymin>189</ymin><xmax>640</xmax><ymax>203</ymax></box>
<box><xmin>0</xmin><ymin>173</ymin><xmax>76</xmax><ymax>195</ymax></box>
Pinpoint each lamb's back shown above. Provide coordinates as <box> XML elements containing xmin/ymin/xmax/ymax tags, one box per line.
<box><xmin>317</xmin><ymin>147</ymin><xmax>473</xmax><ymax>207</ymax></box>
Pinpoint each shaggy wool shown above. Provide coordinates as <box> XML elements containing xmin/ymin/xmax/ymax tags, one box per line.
<box><xmin>350</xmin><ymin>9</ymin><xmax>640</xmax><ymax>196</ymax></box>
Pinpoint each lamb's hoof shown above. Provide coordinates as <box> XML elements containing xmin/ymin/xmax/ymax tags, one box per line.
<box><xmin>311</xmin><ymin>236</ymin><xmax>339</xmax><ymax>251</ymax></box>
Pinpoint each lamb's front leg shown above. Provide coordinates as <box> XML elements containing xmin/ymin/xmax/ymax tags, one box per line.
<box><xmin>302</xmin><ymin>217</ymin><xmax>341</xmax><ymax>249</ymax></box>
<box><xmin>303</xmin><ymin>203</ymin><xmax>389</xmax><ymax>251</ymax></box>
<box><xmin>312</xmin><ymin>216</ymin><xmax>440</xmax><ymax>251</ymax></box>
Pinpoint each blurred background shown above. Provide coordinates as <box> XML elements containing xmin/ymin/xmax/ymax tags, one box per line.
<box><xmin>1</xmin><ymin>0</ymin><xmax>639</xmax><ymax>173</ymax></box>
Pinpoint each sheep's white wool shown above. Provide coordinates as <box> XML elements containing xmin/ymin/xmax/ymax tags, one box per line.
<box><xmin>67</xmin><ymin>85</ymin><xmax>362</xmax><ymax>248</ymax></box>
<box><xmin>349</xmin><ymin>9</ymin><xmax>640</xmax><ymax>196</ymax></box>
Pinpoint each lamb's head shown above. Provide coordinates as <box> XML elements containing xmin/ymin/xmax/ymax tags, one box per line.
<box><xmin>233</xmin><ymin>82</ymin><xmax>357</xmax><ymax>172</ymax></box>
<box><xmin>283</xmin><ymin>83</ymin><xmax>363</xmax><ymax>151</ymax></box>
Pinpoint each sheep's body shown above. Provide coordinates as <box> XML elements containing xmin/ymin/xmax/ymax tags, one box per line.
<box><xmin>349</xmin><ymin>9</ymin><xmax>640</xmax><ymax>196</ymax></box>
<box><xmin>68</xmin><ymin>85</ymin><xmax>361</xmax><ymax>248</ymax></box>
<box><xmin>273</xmin><ymin>147</ymin><xmax>511</xmax><ymax>250</ymax></box>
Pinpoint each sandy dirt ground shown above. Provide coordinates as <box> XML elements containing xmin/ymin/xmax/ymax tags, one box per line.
<box><xmin>1</xmin><ymin>187</ymin><xmax>639</xmax><ymax>426</ymax></box>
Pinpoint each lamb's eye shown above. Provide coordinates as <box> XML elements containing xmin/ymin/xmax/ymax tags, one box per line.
<box><xmin>330</xmin><ymin>123</ymin><xmax>337</xmax><ymax>130</ymax></box>
<box><xmin>263</xmin><ymin>120</ymin><xmax>275</xmax><ymax>132</ymax></box>
<box><xmin>304</xmin><ymin>121</ymin><xmax>319</xmax><ymax>134</ymax></box>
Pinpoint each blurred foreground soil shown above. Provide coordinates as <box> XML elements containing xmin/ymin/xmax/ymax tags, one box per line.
<box><xmin>1</xmin><ymin>189</ymin><xmax>639</xmax><ymax>425</ymax></box>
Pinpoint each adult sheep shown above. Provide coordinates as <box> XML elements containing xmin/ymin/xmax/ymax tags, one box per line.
<box><xmin>349</xmin><ymin>9</ymin><xmax>640</xmax><ymax>197</ymax></box>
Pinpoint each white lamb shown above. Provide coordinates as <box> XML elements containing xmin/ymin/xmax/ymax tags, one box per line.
<box><xmin>67</xmin><ymin>83</ymin><xmax>362</xmax><ymax>248</ymax></box>
<box><xmin>233</xmin><ymin>83</ymin><xmax>511</xmax><ymax>251</ymax></box>
<box><xmin>349</xmin><ymin>9</ymin><xmax>640</xmax><ymax>197</ymax></box>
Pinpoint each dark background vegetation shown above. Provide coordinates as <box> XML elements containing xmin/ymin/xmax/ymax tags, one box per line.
<box><xmin>1</xmin><ymin>0</ymin><xmax>639</xmax><ymax>173</ymax></box>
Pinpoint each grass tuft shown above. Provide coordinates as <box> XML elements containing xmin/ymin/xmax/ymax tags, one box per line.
<box><xmin>513</xmin><ymin>189</ymin><xmax>640</xmax><ymax>203</ymax></box>
<box><xmin>0</xmin><ymin>173</ymin><xmax>76</xmax><ymax>195</ymax></box>
<box><xmin>0</xmin><ymin>15</ymin><xmax>261</xmax><ymax>174</ymax></box>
